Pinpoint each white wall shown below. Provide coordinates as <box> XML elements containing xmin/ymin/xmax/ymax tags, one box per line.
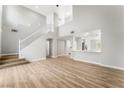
<box><xmin>45</xmin><ymin>32</ymin><xmax>58</xmax><ymax>58</ymax></box>
<box><xmin>72</xmin><ymin>51</ymin><xmax>102</xmax><ymax>64</ymax></box>
<box><xmin>20</xmin><ymin>13</ymin><xmax>58</xmax><ymax>61</ymax></box>
<box><xmin>20</xmin><ymin>31</ymin><xmax>59</xmax><ymax>61</ymax></box>
<box><xmin>45</xmin><ymin>13</ymin><xmax>59</xmax><ymax>58</ymax></box>
<box><xmin>57</xmin><ymin>40</ymin><xmax>66</xmax><ymax>56</ymax></box>
<box><xmin>20</xmin><ymin>36</ymin><xmax>46</xmax><ymax>61</ymax></box>
<box><xmin>14</xmin><ymin>6</ymin><xmax>58</xmax><ymax>61</ymax></box>
<box><xmin>52</xmin><ymin>38</ymin><xmax>58</xmax><ymax>58</ymax></box>
<box><xmin>59</xmin><ymin>5</ymin><xmax>124</xmax><ymax>69</ymax></box>
<box><xmin>2</xmin><ymin>5</ymin><xmax>46</xmax><ymax>54</ymax></box>
<box><xmin>0</xmin><ymin>6</ymin><xmax>2</xmax><ymax>55</ymax></box>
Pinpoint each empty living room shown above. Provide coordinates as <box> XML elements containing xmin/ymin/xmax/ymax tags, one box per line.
<box><xmin>0</xmin><ymin>1</ymin><xmax>124</xmax><ymax>90</ymax></box>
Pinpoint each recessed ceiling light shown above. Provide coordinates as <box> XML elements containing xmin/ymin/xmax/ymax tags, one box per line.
<box><xmin>35</xmin><ymin>6</ymin><xmax>39</xmax><ymax>8</ymax></box>
<box><xmin>28</xmin><ymin>24</ymin><xmax>31</xmax><ymax>27</ymax></box>
<box><xmin>84</xmin><ymin>32</ymin><xmax>89</xmax><ymax>37</ymax></box>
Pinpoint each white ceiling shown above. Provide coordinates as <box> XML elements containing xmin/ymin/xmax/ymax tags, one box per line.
<box><xmin>24</xmin><ymin>5</ymin><xmax>72</xmax><ymax>20</ymax></box>
<box><xmin>24</xmin><ymin>5</ymin><xmax>56</xmax><ymax>16</ymax></box>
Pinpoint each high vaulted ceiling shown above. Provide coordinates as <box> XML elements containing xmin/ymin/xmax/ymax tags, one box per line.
<box><xmin>24</xmin><ymin>5</ymin><xmax>56</xmax><ymax>16</ymax></box>
<box><xmin>24</xmin><ymin>5</ymin><xmax>73</xmax><ymax>26</ymax></box>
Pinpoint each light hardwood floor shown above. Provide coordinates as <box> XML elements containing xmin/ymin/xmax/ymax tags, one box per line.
<box><xmin>0</xmin><ymin>56</ymin><xmax>124</xmax><ymax>88</ymax></box>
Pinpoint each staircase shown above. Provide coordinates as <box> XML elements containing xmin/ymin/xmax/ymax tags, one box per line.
<box><xmin>19</xmin><ymin>26</ymin><xmax>46</xmax><ymax>60</ymax></box>
<box><xmin>0</xmin><ymin>55</ymin><xmax>29</xmax><ymax>69</ymax></box>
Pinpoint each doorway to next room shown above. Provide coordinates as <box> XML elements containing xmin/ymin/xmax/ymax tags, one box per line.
<box><xmin>46</xmin><ymin>39</ymin><xmax>52</xmax><ymax>58</ymax></box>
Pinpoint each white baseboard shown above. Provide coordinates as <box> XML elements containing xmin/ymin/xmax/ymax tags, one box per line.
<box><xmin>29</xmin><ymin>58</ymin><xmax>46</xmax><ymax>62</ymax></box>
<box><xmin>73</xmin><ymin>58</ymin><xmax>99</xmax><ymax>64</ymax></box>
<box><xmin>52</xmin><ymin>56</ymin><xmax>58</xmax><ymax>58</ymax></box>
<box><xmin>58</xmin><ymin>54</ymin><xmax>68</xmax><ymax>57</ymax></box>
<box><xmin>73</xmin><ymin>58</ymin><xmax>124</xmax><ymax>71</ymax></box>
<box><xmin>98</xmin><ymin>63</ymin><xmax>124</xmax><ymax>71</ymax></box>
<box><xmin>57</xmin><ymin>55</ymin><xmax>64</xmax><ymax>57</ymax></box>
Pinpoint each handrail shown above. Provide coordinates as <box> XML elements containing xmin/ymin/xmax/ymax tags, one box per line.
<box><xmin>20</xmin><ymin>27</ymin><xmax>43</xmax><ymax>43</ymax></box>
<box><xmin>19</xmin><ymin>25</ymin><xmax>47</xmax><ymax>50</ymax></box>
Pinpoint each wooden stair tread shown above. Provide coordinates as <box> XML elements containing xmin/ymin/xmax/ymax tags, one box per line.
<box><xmin>0</xmin><ymin>55</ymin><xmax>18</xmax><ymax>60</ymax></box>
<box><xmin>0</xmin><ymin>58</ymin><xmax>25</xmax><ymax>63</ymax></box>
<box><xmin>0</xmin><ymin>55</ymin><xmax>30</xmax><ymax>69</ymax></box>
<box><xmin>0</xmin><ymin>55</ymin><xmax>18</xmax><ymax>57</ymax></box>
<box><xmin>0</xmin><ymin>60</ymin><xmax>30</xmax><ymax>69</ymax></box>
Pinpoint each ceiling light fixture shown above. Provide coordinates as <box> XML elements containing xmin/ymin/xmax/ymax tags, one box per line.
<box><xmin>56</xmin><ymin>5</ymin><xmax>59</xmax><ymax>7</ymax></box>
<box><xmin>28</xmin><ymin>24</ymin><xmax>31</xmax><ymax>27</ymax></box>
<box><xmin>84</xmin><ymin>32</ymin><xmax>89</xmax><ymax>37</ymax></box>
<box><xmin>35</xmin><ymin>6</ymin><xmax>39</xmax><ymax>8</ymax></box>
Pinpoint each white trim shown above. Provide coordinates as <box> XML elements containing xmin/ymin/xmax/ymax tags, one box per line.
<box><xmin>57</xmin><ymin>55</ymin><xmax>64</xmax><ymax>57</ymax></box>
<box><xmin>57</xmin><ymin>54</ymin><xmax>68</xmax><ymax>57</ymax></box>
<box><xmin>51</xmin><ymin>56</ymin><xmax>58</xmax><ymax>58</ymax></box>
<box><xmin>99</xmin><ymin>63</ymin><xmax>124</xmax><ymax>71</ymax></box>
<box><xmin>73</xmin><ymin>58</ymin><xmax>100</xmax><ymax>65</ymax></box>
<box><xmin>73</xmin><ymin>58</ymin><xmax>124</xmax><ymax>71</ymax></box>
<box><xmin>20</xmin><ymin>28</ymin><xmax>43</xmax><ymax>43</ymax></box>
<box><xmin>28</xmin><ymin>58</ymin><xmax>46</xmax><ymax>62</ymax></box>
